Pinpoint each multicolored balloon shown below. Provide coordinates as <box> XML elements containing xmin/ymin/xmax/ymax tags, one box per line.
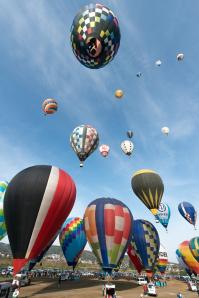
<box><xmin>121</xmin><ymin>140</ymin><xmax>134</xmax><ymax>156</ymax></box>
<box><xmin>70</xmin><ymin>3</ymin><xmax>121</xmax><ymax>69</ymax></box>
<box><xmin>176</xmin><ymin>248</ymin><xmax>193</xmax><ymax>276</ymax></box>
<box><xmin>178</xmin><ymin>241</ymin><xmax>199</xmax><ymax>274</ymax></box>
<box><xmin>70</xmin><ymin>125</ymin><xmax>99</xmax><ymax>167</ymax></box>
<box><xmin>84</xmin><ymin>198</ymin><xmax>133</xmax><ymax>273</ymax></box>
<box><xmin>127</xmin><ymin>236</ymin><xmax>143</xmax><ymax>274</ymax></box>
<box><xmin>155</xmin><ymin>203</ymin><xmax>171</xmax><ymax>231</ymax></box>
<box><xmin>59</xmin><ymin>217</ymin><xmax>87</xmax><ymax>269</ymax></box>
<box><xmin>178</xmin><ymin>201</ymin><xmax>197</xmax><ymax>228</ymax></box>
<box><xmin>131</xmin><ymin>169</ymin><xmax>164</xmax><ymax>216</ymax></box>
<box><xmin>189</xmin><ymin>237</ymin><xmax>199</xmax><ymax>262</ymax></box>
<box><xmin>4</xmin><ymin>165</ymin><xmax>76</xmax><ymax>275</ymax></box>
<box><xmin>42</xmin><ymin>98</ymin><xmax>58</xmax><ymax>115</ymax></box>
<box><xmin>131</xmin><ymin>219</ymin><xmax>160</xmax><ymax>277</ymax></box>
<box><xmin>99</xmin><ymin>145</ymin><xmax>110</xmax><ymax>158</ymax></box>
<box><xmin>157</xmin><ymin>244</ymin><xmax>168</xmax><ymax>275</ymax></box>
<box><xmin>0</xmin><ymin>181</ymin><xmax>8</xmax><ymax>240</ymax></box>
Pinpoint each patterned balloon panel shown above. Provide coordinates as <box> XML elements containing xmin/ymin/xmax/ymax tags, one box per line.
<box><xmin>70</xmin><ymin>125</ymin><xmax>99</xmax><ymax>166</ymax></box>
<box><xmin>131</xmin><ymin>219</ymin><xmax>160</xmax><ymax>274</ymax></box>
<box><xmin>70</xmin><ymin>3</ymin><xmax>121</xmax><ymax>69</ymax></box>
<box><xmin>189</xmin><ymin>237</ymin><xmax>199</xmax><ymax>262</ymax></box>
<box><xmin>127</xmin><ymin>238</ymin><xmax>143</xmax><ymax>273</ymax></box>
<box><xmin>156</xmin><ymin>203</ymin><xmax>171</xmax><ymax>230</ymax></box>
<box><xmin>157</xmin><ymin>244</ymin><xmax>168</xmax><ymax>274</ymax></box>
<box><xmin>178</xmin><ymin>202</ymin><xmax>197</xmax><ymax>226</ymax></box>
<box><xmin>176</xmin><ymin>248</ymin><xmax>193</xmax><ymax>276</ymax></box>
<box><xmin>59</xmin><ymin>217</ymin><xmax>87</xmax><ymax>268</ymax></box>
<box><xmin>178</xmin><ymin>240</ymin><xmax>199</xmax><ymax>274</ymax></box>
<box><xmin>84</xmin><ymin>198</ymin><xmax>133</xmax><ymax>272</ymax></box>
<box><xmin>0</xmin><ymin>181</ymin><xmax>8</xmax><ymax>240</ymax></box>
<box><xmin>42</xmin><ymin>98</ymin><xmax>58</xmax><ymax>115</ymax></box>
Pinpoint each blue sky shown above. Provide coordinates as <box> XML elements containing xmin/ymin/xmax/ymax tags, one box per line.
<box><xmin>0</xmin><ymin>0</ymin><xmax>199</xmax><ymax>262</ymax></box>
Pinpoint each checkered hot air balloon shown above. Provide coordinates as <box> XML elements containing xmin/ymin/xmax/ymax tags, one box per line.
<box><xmin>42</xmin><ymin>98</ymin><xmax>58</xmax><ymax>115</ymax></box>
<box><xmin>189</xmin><ymin>237</ymin><xmax>199</xmax><ymax>263</ymax></box>
<box><xmin>155</xmin><ymin>203</ymin><xmax>171</xmax><ymax>231</ymax></box>
<box><xmin>127</xmin><ymin>235</ymin><xmax>143</xmax><ymax>274</ymax></box>
<box><xmin>178</xmin><ymin>201</ymin><xmax>197</xmax><ymax>228</ymax></box>
<box><xmin>0</xmin><ymin>181</ymin><xmax>8</xmax><ymax>241</ymax></box>
<box><xmin>131</xmin><ymin>219</ymin><xmax>160</xmax><ymax>277</ymax></box>
<box><xmin>131</xmin><ymin>169</ymin><xmax>164</xmax><ymax>216</ymax></box>
<box><xmin>4</xmin><ymin>165</ymin><xmax>76</xmax><ymax>275</ymax></box>
<box><xmin>70</xmin><ymin>125</ymin><xmax>99</xmax><ymax>167</ymax></box>
<box><xmin>59</xmin><ymin>217</ymin><xmax>87</xmax><ymax>269</ymax></box>
<box><xmin>178</xmin><ymin>240</ymin><xmax>199</xmax><ymax>275</ymax></box>
<box><xmin>70</xmin><ymin>3</ymin><xmax>121</xmax><ymax>69</ymax></box>
<box><xmin>84</xmin><ymin>198</ymin><xmax>133</xmax><ymax>273</ymax></box>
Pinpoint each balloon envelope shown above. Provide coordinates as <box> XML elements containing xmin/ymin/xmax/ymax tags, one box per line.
<box><xmin>178</xmin><ymin>201</ymin><xmax>197</xmax><ymax>227</ymax></box>
<box><xmin>131</xmin><ymin>219</ymin><xmax>160</xmax><ymax>275</ymax></box>
<box><xmin>84</xmin><ymin>198</ymin><xmax>133</xmax><ymax>273</ymax></box>
<box><xmin>178</xmin><ymin>240</ymin><xmax>199</xmax><ymax>274</ymax></box>
<box><xmin>0</xmin><ymin>181</ymin><xmax>8</xmax><ymax>240</ymax></box>
<box><xmin>131</xmin><ymin>169</ymin><xmax>164</xmax><ymax>215</ymax></box>
<box><xmin>99</xmin><ymin>145</ymin><xmax>110</xmax><ymax>157</ymax></box>
<box><xmin>189</xmin><ymin>237</ymin><xmax>199</xmax><ymax>262</ymax></box>
<box><xmin>176</xmin><ymin>248</ymin><xmax>193</xmax><ymax>276</ymax></box>
<box><xmin>70</xmin><ymin>3</ymin><xmax>121</xmax><ymax>69</ymax></box>
<box><xmin>4</xmin><ymin>165</ymin><xmax>76</xmax><ymax>275</ymax></box>
<box><xmin>157</xmin><ymin>244</ymin><xmax>168</xmax><ymax>275</ymax></box>
<box><xmin>59</xmin><ymin>217</ymin><xmax>87</xmax><ymax>269</ymax></box>
<box><xmin>70</xmin><ymin>125</ymin><xmax>99</xmax><ymax>167</ymax></box>
<box><xmin>115</xmin><ymin>90</ymin><xmax>124</xmax><ymax>99</ymax></box>
<box><xmin>42</xmin><ymin>98</ymin><xmax>58</xmax><ymax>115</ymax></box>
<box><xmin>121</xmin><ymin>140</ymin><xmax>134</xmax><ymax>156</ymax></box>
<box><xmin>155</xmin><ymin>203</ymin><xmax>171</xmax><ymax>230</ymax></box>
<box><xmin>127</xmin><ymin>131</ymin><xmax>133</xmax><ymax>138</ymax></box>
<box><xmin>161</xmin><ymin>127</ymin><xmax>169</xmax><ymax>135</ymax></box>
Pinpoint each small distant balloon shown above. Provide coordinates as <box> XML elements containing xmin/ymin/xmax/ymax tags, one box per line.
<box><xmin>161</xmin><ymin>127</ymin><xmax>169</xmax><ymax>136</ymax></box>
<box><xmin>127</xmin><ymin>130</ymin><xmax>133</xmax><ymax>138</ymax></box>
<box><xmin>121</xmin><ymin>140</ymin><xmax>134</xmax><ymax>156</ymax></box>
<box><xmin>42</xmin><ymin>98</ymin><xmax>58</xmax><ymax>115</ymax></box>
<box><xmin>177</xmin><ymin>53</ymin><xmax>184</xmax><ymax>61</ymax></box>
<box><xmin>115</xmin><ymin>89</ymin><xmax>124</xmax><ymax>99</ymax></box>
<box><xmin>99</xmin><ymin>144</ymin><xmax>110</xmax><ymax>158</ymax></box>
<box><xmin>136</xmin><ymin>72</ymin><xmax>142</xmax><ymax>78</ymax></box>
<box><xmin>178</xmin><ymin>201</ymin><xmax>197</xmax><ymax>228</ymax></box>
<box><xmin>155</xmin><ymin>60</ymin><xmax>162</xmax><ymax>67</ymax></box>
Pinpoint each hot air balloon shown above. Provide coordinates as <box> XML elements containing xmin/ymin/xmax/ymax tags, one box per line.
<box><xmin>155</xmin><ymin>60</ymin><xmax>162</xmax><ymax>67</ymax></box>
<box><xmin>178</xmin><ymin>202</ymin><xmax>197</xmax><ymax>228</ymax></box>
<box><xmin>127</xmin><ymin>236</ymin><xmax>143</xmax><ymax>274</ymax></box>
<box><xmin>0</xmin><ymin>181</ymin><xmax>8</xmax><ymax>241</ymax></box>
<box><xmin>99</xmin><ymin>145</ymin><xmax>110</xmax><ymax>158</ymax></box>
<box><xmin>189</xmin><ymin>237</ymin><xmax>199</xmax><ymax>262</ymax></box>
<box><xmin>42</xmin><ymin>98</ymin><xmax>58</xmax><ymax>115</ymax></box>
<box><xmin>28</xmin><ymin>231</ymin><xmax>59</xmax><ymax>271</ymax></box>
<box><xmin>4</xmin><ymin>165</ymin><xmax>76</xmax><ymax>275</ymax></box>
<box><xmin>155</xmin><ymin>203</ymin><xmax>171</xmax><ymax>231</ymax></box>
<box><xmin>127</xmin><ymin>130</ymin><xmax>133</xmax><ymax>139</ymax></box>
<box><xmin>59</xmin><ymin>217</ymin><xmax>87</xmax><ymax>269</ymax></box>
<box><xmin>177</xmin><ymin>53</ymin><xmax>184</xmax><ymax>61</ymax></box>
<box><xmin>131</xmin><ymin>169</ymin><xmax>164</xmax><ymax>216</ymax></box>
<box><xmin>178</xmin><ymin>241</ymin><xmax>199</xmax><ymax>274</ymax></box>
<box><xmin>161</xmin><ymin>127</ymin><xmax>169</xmax><ymax>136</ymax></box>
<box><xmin>84</xmin><ymin>198</ymin><xmax>133</xmax><ymax>273</ymax></box>
<box><xmin>115</xmin><ymin>90</ymin><xmax>124</xmax><ymax>99</ymax></box>
<box><xmin>121</xmin><ymin>140</ymin><xmax>134</xmax><ymax>156</ymax></box>
<box><xmin>131</xmin><ymin>219</ymin><xmax>160</xmax><ymax>277</ymax></box>
<box><xmin>176</xmin><ymin>248</ymin><xmax>193</xmax><ymax>276</ymax></box>
<box><xmin>70</xmin><ymin>3</ymin><xmax>121</xmax><ymax>69</ymax></box>
<box><xmin>157</xmin><ymin>244</ymin><xmax>168</xmax><ymax>275</ymax></box>
<box><xmin>70</xmin><ymin>125</ymin><xmax>99</xmax><ymax>167</ymax></box>
<box><xmin>136</xmin><ymin>72</ymin><xmax>142</xmax><ymax>78</ymax></box>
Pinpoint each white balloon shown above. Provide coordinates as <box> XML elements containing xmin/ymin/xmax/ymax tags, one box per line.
<box><xmin>155</xmin><ymin>60</ymin><xmax>162</xmax><ymax>66</ymax></box>
<box><xmin>121</xmin><ymin>140</ymin><xmax>134</xmax><ymax>156</ymax></box>
<box><xmin>177</xmin><ymin>53</ymin><xmax>184</xmax><ymax>61</ymax></box>
<box><xmin>161</xmin><ymin>127</ymin><xmax>170</xmax><ymax>136</ymax></box>
<box><xmin>99</xmin><ymin>144</ymin><xmax>110</xmax><ymax>157</ymax></box>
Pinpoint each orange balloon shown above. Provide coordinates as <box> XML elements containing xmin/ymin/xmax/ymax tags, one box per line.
<box><xmin>115</xmin><ymin>89</ymin><xmax>124</xmax><ymax>99</ymax></box>
<box><xmin>178</xmin><ymin>240</ymin><xmax>199</xmax><ymax>274</ymax></box>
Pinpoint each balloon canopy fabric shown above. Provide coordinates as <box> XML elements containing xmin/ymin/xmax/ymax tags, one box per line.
<box><xmin>70</xmin><ymin>3</ymin><xmax>121</xmax><ymax>69</ymax></box>
<box><xmin>127</xmin><ymin>236</ymin><xmax>143</xmax><ymax>274</ymax></box>
<box><xmin>131</xmin><ymin>219</ymin><xmax>160</xmax><ymax>276</ymax></box>
<box><xmin>178</xmin><ymin>201</ymin><xmax>197</xmax><ymax>227</ymax></box>
<box><xmin>176</xmin><ymin>248</ymin><xmax>193</xmax><ymax>276</ymax></box>
<box><xmin>115</xmin><ymin>90</ymin><xmax>124</xmax><ymax>99</ymax></box>
<box><xmin>161</xmin><ymin>127</ymin><xmax>169</xmax><ymax>136</ymax></box>
<box><xmin>4</xmin><ymin>165</ymin><xmax>76</xmax><ymax>275</ymax></box>
<box><xmin>70</xmin><ymin>124</ymin><xmax>99</xmax><ymax>167</ymax></box>
<box><xmin>42</xmin><ymin>98</ymin><xmax>58</xmax><ymax>115</ymax></box>
<box><xmin>84</xmin><ymin>198</ymin><xmax>133</xmax><ymax>273</ymax></box>
<box><xmin>121</xmin><ymin>140</ymin><xmax>134</xmax><ymax>156</ymax></box>
<box><xmin>0</xmin><ymin>181</ymin><xmax>8</xmax><ymax>240</ymax></box>
<box><xmin>155</xmin><ymin>203</ymin><xmax>171</xmax><ymax>230</ymax></box>
<box><xmin>131</xmin><ymin>169</ymin><xmax>164</xmax><ymax>216</ymax></box>
<box><xmin>99</xmin><ymin>144</ymin><xmax>110</xmax><ymax>157</ymax></box>
<box><xmin>157</xmin><ymin>244</ymin><xmax>168</xmax><ymax>275</ymax></box>
<box><xmin>127</xmin><ymin>130</ymin><xmax>133</xmax><ymax>138</ymax></box>
<box><xmin>189</xmin><ymin>237</ymin><xmax>199</xmax><ymax>262</ymax></box>
<box><xmin>178</xmin><ymin>240</ymin><xmax>199</xmax><ymax>274</ymax></box>
<box><xmin>59</xmin><ymin>217</ymin><xmax>87</xmax><ymax>269</ymax></box>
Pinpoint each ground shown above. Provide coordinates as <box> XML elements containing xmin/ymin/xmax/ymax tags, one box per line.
<box><xmin>19</xmin><ymin>279</ymin><xmax>198</xmax><ymax>298</ymax></box>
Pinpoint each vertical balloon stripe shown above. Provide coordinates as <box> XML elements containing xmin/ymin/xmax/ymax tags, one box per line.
<box><xmin>96</xmin><ymin>200</ymin><xmax>108</xmax><ymax>267</ymax></box>
<box><xmin>104</xmin><ymin>205</ymin><xmax>115</xmax><ymax>264</ymax></box>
